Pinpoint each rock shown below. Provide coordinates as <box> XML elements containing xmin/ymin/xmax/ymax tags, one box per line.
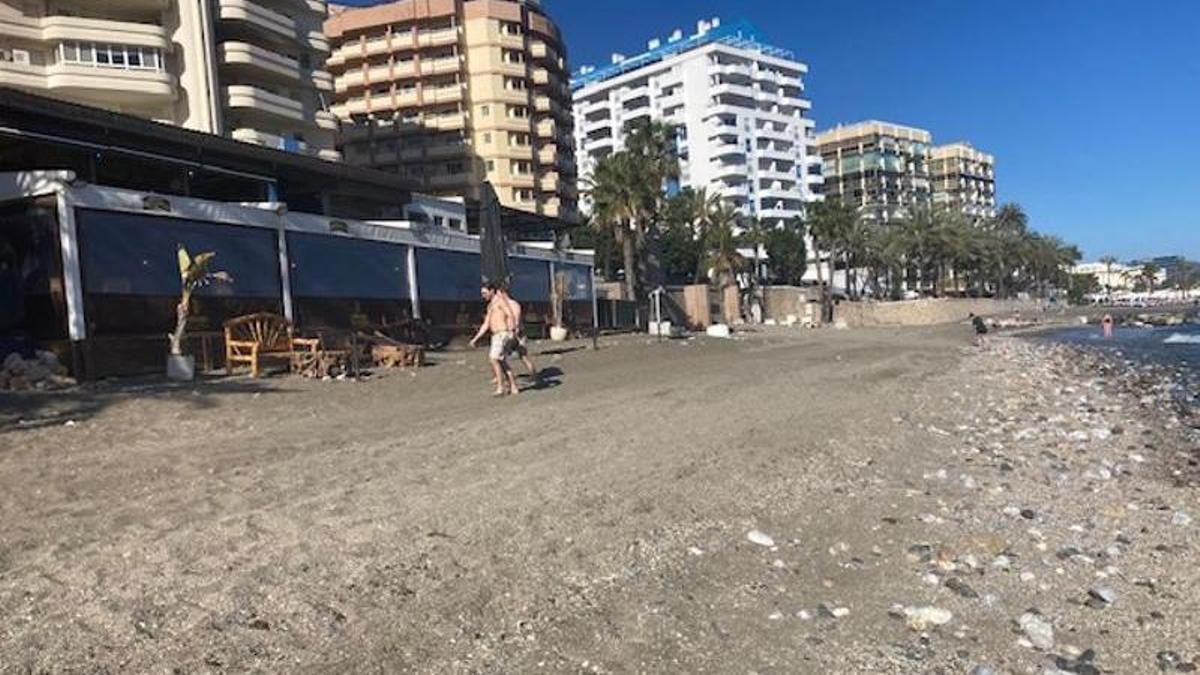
<box><xmin>746</xmin><ymin>530</ymin><xmax>775</xmax><ymax>547</ymax></box>
<box><xmin>903</xmin><ymin>606</ymin><xmax>953</xmax><ymax>631</ymax></box>
<box><xmin>1086</xmin><ymin>586</ymin><xmax>1117</xmax><ymax>608</ymax></box>
<box><xmin>1021</xmin><ymin>508</ymin><xmax>1037</xmax><ymax>520</ymax></box>
<box><xmin>945</xmin><ymin>577</ymin><xmax>979</xmax><ymax>599</ymax></box>
<box><xmin>1171</xmin><ymin>512</ymin><xmax>1192</xmax><ymax>527</ymax></box>
<box><xmin>1018</xmin><ymin>612</ymin><xmax>1055</xmax><ymax>650</ymax></box>
<box><xmin>817</xmin><ymin>603</ymin><xmax>849</xmax><ymax>619</ymax></box>
<box><xmin>969</xmin><ymin>665</ymin><xmax>998</xmax><ymax>675</ymax></box>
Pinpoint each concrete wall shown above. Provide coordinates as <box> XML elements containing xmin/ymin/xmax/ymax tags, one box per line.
<box><xmin>834</xmin><ymin>297</ymin><xmax>1040</xmax><ymax>327</ymax></box>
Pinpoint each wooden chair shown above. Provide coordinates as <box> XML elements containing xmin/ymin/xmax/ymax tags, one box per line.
<box><xmin>224</xmin><ymin>313</ymin><xmax>317</xmax><ymax>378</ymax></box>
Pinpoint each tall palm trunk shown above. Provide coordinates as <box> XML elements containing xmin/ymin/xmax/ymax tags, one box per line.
<box><xmin>619</xmin><ymin>228</ymin><xmax>637</xmax><ymax>301</ymax></box>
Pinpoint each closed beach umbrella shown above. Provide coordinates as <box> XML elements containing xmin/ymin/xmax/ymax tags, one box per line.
<box><xmin>479</xmin><ymin>182</ymin><xmax>511</xmax><ymax>289</ymax></box>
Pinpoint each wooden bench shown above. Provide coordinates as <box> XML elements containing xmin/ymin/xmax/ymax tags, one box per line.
<box><xmin>224</xmin><ymin>313</ymin><xmax>319</xmax><ymax>378</ymax></box>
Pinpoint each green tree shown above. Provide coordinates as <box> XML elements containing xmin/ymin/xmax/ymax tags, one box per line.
<box><xmin>1067</xmin><ymin>272</ymin><xmax>1101</xmax><ymax>305</ymax></box>
<box><xmin>763</xmin><ymin>219</ymin><xmax>808</xmax><ymax>286</ymax></box>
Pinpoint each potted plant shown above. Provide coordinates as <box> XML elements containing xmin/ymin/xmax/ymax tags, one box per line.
<box><xmin>168</xmin><ymin>245</ymin><xmax>232</xmax><ymax>381</ymax></box>
<box><xmin>549</xmin><ymin>271</ymin><xmax>570</xmax><ymax>342</ymax></box>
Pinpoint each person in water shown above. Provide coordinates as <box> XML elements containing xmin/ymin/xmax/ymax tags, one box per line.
<box><xmin>1101</xmin><ymin>313</ymin><xmax>1114</xmax><ymax>339</ymax></box>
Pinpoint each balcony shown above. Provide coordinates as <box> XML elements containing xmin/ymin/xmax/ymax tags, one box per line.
<box><xmin>425</xmin><ymin>84</ymin><xmax>463</xmax><ymax>104</ymax></box>
<box><xmin>42</xmin><ymin>63</ymin><xmax>175</xmax><ymax>104</ymax></box>
<box><xmin>713</xmin><ymin>161</ymin><xmax>748</xmax><ymax>179</ymax></box>
<box><xmin>38</xmin><ymin>15</ymin><xmax>169</xmax><ymax>49</ymax></box>
<box><xmin>498</xmin><ymin>32</ymin><xmax>525</xmax><ymax>51</ymax></box>
<box><xmin>310</xmin><ymin>69</ymin><xmax>333</xmax><ymax>91</ymax></box>
<box><xmin>533</xmin><ymin>95</ymin><xmax>550</xmax><ymax>112</ymax></box>
<box><xmin>420</xmin><ymin>56</ymin><xmax>461</xmax><ymax>76</ymax></box>
<box><xmin>314</xmin><ymin>110</ymin><xmax>338</xmax><ymax>131</ymax></box>
<box><xmin>219</xmin><ymin>41</ymin><xmax>301</xmax><ymax>81</ymax></box>
<box><xmin>224</xmin><ymin>84</ymin><xmax>304</xmax><ymax>122</ymax></box>
<box><xmin>530</xmin><ymin>40</ymin><xmax>547</xmax><ymax>59</ymax></box>
<box><xmin>536</xmin><ymin>119</ymin><xmax>556</xmax><ymax>138</ymax></box>
<box><xmin>217</xmin><ymin>0</ymin><xmax>296</xmax><ymax>43</ymax></box>
<box><xmin>417</xmin><ymin>27</ymin><xmax>458</xmax><ymax>48</ymax></box>
<box><xmin>427</xmin><ymin>112</ymin><xmax>466</xmax><ymax>131</ymax></box>
<box><xmin>712</xmin><ymin>142</ymin><xmax>745</xmax><ymax>158</ymax></box>
<box><xmin>537</xmin><ymin>145</ymin><xmax>556</xmax><ymax>164</ymax></box>
<box><xmin>231</xmin><ymin>127</ymin><xmax>287</xmax><ymax>149</ymax></box>
<box><xmin>532</xmin><ymin>68</ymin><xmax>549</xmax><ymax>85</ymax></box>
<box><xmin>539</xmin><ymin>172</ymin><xmax>558</xmax><ymax>192</ymax></box>
<box><xmin>306</xmin><ymin>30</ymin><xmax>329</xmax><ymax>53</ymax></box>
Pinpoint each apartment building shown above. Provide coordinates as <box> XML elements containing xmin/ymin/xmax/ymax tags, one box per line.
<box><xmin>324</xmin><ymin>0</ymin><xmax>576</xmax><ymax>220</ymax></box>
<box><xmin>0</xmin><ymin>0</ymin><xmax>338</xmax><ymax>160</ymax></box>
<box><xmin>929</xmin><ymin>142</ymin><xmax>996</xmax><ymax>218</ymax></box>
<box><xmin>570</xmin><ymin>18</ymin><xmax>822</xmax><ymax>228</ymax></box>
<box><xmin>816</xmin><ymin>120</ymin><xmax>932</xmax><ymax>222</ymax></box>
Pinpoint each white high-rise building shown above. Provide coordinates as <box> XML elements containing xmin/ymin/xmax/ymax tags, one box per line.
<box><xmin>570</xmin><ymin>18</ymin><xmax>821</xmax><ymax>227</ymax></box>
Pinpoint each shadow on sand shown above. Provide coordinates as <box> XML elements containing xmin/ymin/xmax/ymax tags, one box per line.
<box><xmin>524</xmin><ymin>366</ymin><xmax>563</xmax><ymax>392</ymax></box>
<box><xmin>0</xmin><ymin>376</ymin><xmax>289</xmax><ymax>435</ymax></box>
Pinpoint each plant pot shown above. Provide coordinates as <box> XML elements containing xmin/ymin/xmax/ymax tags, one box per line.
<box><xmin>166</xmin><ymin>354</ymin><xmax>195</xmax><ymax>381</ymax></box>
<box><xmin>549</xmin><ymin>325</ymin><xmax>569</xmax><ymax>342</ymax></box>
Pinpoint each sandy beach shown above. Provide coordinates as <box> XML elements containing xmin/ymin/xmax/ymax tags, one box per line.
<box><xmin>0</xmin><ymin>326</ymin><xmax>1197</xmax><ymax>673</ymax></box>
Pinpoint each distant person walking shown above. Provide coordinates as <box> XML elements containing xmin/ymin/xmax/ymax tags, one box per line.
<box><xmin>969</xmin><ymin>313</ymin><xmax>989</xmax><ymax>346</ymax></box>
<box><xmin>470</xmin><ymin>283</ymin><xmax>519</xmax><ymax>396</ymax></box>
<box><xmin>1101</xmin><ymin>313</ymin><xmax>1114</xmax><ymax>339</ymax></box>
<box><xmin>498</xmin><ymin>288</ymin><xmax>538</xmax><ymax>380</ymax></box>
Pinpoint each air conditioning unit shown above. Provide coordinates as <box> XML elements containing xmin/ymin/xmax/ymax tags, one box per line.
<box><xmin>11</xmin><ymin>49</ymin><xmax>31</xmax><ymax>65</ymax></box>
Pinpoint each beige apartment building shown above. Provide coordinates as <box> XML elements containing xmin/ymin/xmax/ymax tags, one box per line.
<box><xmin>929</xmin><ymin>142</ymin><xmax>996</xmax><ymax>218</ymax></box>
<box><xmin>816</xmin><ymin>120</ymin><xmax>932</xmax><ymax>222</ymax></box>
<box><xmin>0</xmin><ymin>0</ymin><xmax>338</xmax><ymax>160</ymax></box>
<box><xmin>325</xmin><ymin>0</ymin><xmax>576</xmax><ymax>220</ymax></box>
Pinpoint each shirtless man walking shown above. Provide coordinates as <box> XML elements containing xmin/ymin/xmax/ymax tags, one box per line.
<box><xmin>470</xmin><ymin>283</ymin><xmax>520</xmax><ymax>396</ymax></box>
<box><xmin>498</xmin><ymin>288</ymin><xmax>537</xmax><ymax>379</ymax></box>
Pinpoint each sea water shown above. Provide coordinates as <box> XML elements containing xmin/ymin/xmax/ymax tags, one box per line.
<box><xmin>1041</xmin><ymin>320</ymin><xmax>1199</xmax><ymax>410</ymax></box>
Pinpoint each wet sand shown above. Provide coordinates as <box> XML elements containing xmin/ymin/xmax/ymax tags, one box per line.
<box><xmin>0</xmin><ymin>326</ymin><xmax>1196</xmax><ymax>672</ymax></box>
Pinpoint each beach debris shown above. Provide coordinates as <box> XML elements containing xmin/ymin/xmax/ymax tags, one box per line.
<box><xmin>1171</xmin><ymin>512</ymin><xmax>1192</xmax><ymax>527</ymax></box>
<box><xmin>1</xmin><ymin>351</ymin><xmax>75</xmax><ymax>391</ymax></box>
<box><xmin>902</xmin><ymin>606</ymin><xmax>953</xmax><ymax>631</ymax></box>
<box><xmin>705</xmin><ymin>324</ymin><xmax>732</xmax><ymax>339</ymax></box>
<box><xmin>1018</xmin><ymin>612</ymin><xmax>1055</xmax><ymax>650</ymax></box>
<box><xmin>746</xmin><ymin>530</ymin><xmax>775</xmax><ymax>547</ymax></box>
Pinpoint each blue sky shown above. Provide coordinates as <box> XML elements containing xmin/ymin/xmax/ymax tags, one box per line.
<box><xmin>546</xmin><ymin>0</ymin><xmax>1198</xmax><ymax>262</ymax></box>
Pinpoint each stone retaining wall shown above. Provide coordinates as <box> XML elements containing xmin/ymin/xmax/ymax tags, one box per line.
<box><xmin>834</xmin><ymin>297</ymin><xmax>1041</xmax><ymax>327</ymax></box>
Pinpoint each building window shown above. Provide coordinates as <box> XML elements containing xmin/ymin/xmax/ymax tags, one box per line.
<box><xmin>511</xmin><ymin>160</ymin><xmax>531</xmax><ymax>175</ymax></box>
<box><xmin>504</xmin><ymin>76</ymin><xmax>527</xmax><ymax>91</ymax></box>
<box><xmin>507</xmin><ymin>105</ymin><xmax>528</xmax><ymax>119</ymax></box>
<box><xmin>502</xmin><ymin>49</ymin><xmax>525</xmax><ymax>65</ymax></box>
<box><xmin>509</xmin><ymin>132</ymin><xmax>530</xmax><ymax>146</ymax></box>
<box><xmin>500</xmin><ymin>21</ymin><xmax>523</xmax><ymax>36</ymax></box>
<box><xmin>482</xmin><ymin>132</ymin><xmax>492</xmax><ymax>144</ymax></box>
<box><xmin>60</xmin><ymin>42</ymin><xmax>163</xmax><ymax>72</ymax></box>
<box><xmin>446</xmin><ymin>161</ymin><xmax>464</xmax><ymax>175</ymax></box>
<box><xmin>486</xmin><ymin>160</ymin><xmax>495</xmax><ymax>172</ymax></box>
<box><xmin>513</xmin><ymin>188</ymin><xmax>534</xmax><ymax>202</ymax></box>
<box><xmin>479</xmin><ymin>104</ymin><xmax>490</xmax><ymax>117</ymax></box>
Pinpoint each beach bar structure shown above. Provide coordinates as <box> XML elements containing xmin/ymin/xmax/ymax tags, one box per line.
<box><xmin>0</xmin><ymin>171</ymin><xmax>593</xmax><ymax>379</ymax></box>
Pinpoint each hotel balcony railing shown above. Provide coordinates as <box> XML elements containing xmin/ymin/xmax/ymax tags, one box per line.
<box><xmin>219</xmin><ymin>41</ymin><xmax>301</xmax><ymax>81</ymax></box>
<box><xmin>218</xmin><ymin>0</ymin><xmax>296</xmax><ymax>43</ymax></box>
<box><xmin>224</xmin><ymin>84</ymin><xmax>304</xmax><ymax>121</ymax></box>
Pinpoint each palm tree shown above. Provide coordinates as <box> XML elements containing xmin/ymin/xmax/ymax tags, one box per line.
<box><xmin>1098</xmin><ymin>255</ymin><xmax>1118</xmax><ymax>296</ymax></box>
<box><xmin>676</xmin><ymin>186</ymin><xmax>721</xmax><ymax>282</ymax></box>
<box><xmin>808</xmin><ymin>199</ymin><xmax>857</xmax><ymax>319</ymax></box>
<box><xmin>1139</xmin><ymin>263</ymin><xmax>1161</xmax><ymax>294</ymax></box>
<box><xmin>704</xmin><ymin>201</ymin><xmax>745</xmax><ymax>290</ymax></box>
<box><xmin>586</xmin><ymin>153</ymin><xmax>642</xmax><ymax>301</ymax></box>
